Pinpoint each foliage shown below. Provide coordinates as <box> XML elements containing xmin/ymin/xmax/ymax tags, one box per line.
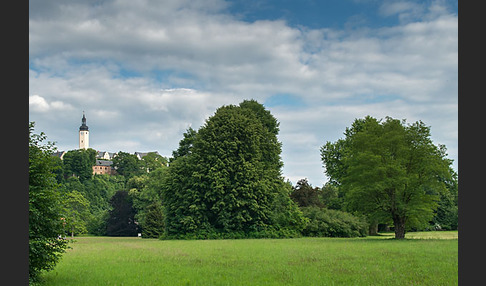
<box><xmin>106</xmin><ymin>190</ymin><xmax>139</xmax><ymax>236</ymax></box>
<box><xmin>59</xmin><ymin>174</ymin><xmax>125</xmax><ymax>236</ymax></box>
<box><xmin>87</xmin><ymin>209</ymin><xmax>109</xmax><ymax>236</ymax></box>
<box><xmin>170</xmin><ymin>127</ymin><xmax>197</xmax><ymax>161</ymax></box>
<box><xmin>162</xmin><ymin>100</ymin><xmax>306</xmax><ymax>238</ymax></box>
<box><xmin>85</xmin><ymin>174</ymin><xmax>126</xmax><ymax>212</ymax></box>
<box><xmin>290</xmin><ymin>178</ymin><xmax>324</xmax><ymax>208</ymax></box>
<box><xmin>300</xmin><ymin>206</ymin><xmax>368</xmax><ymax>237</ymax></box>
<box><xmin>431</xmin><ymin>168</ymin><xmax>458</xmax><ymax>230</ymax></box>
<box><xmin>28</xmin><ymin>122</ymin><xmax>69</xmax><ymax>282</ymax></box>
<box><xmin>141</xmin><ymin>202</ymin><xmax>165</xmax><ymax>238</ymax></box>
<box><xmin>50</xmin><ymin>155</ymin><xmax>65</xmax><ymax>183</ymax></box>
<box><xmin>320</xmin><ymin>116</ymin><xmax>454</xmax><ymax>239</ymax></box>
<box><xmin>60</xmin><ymin>190</ymin><xmax>92</xmax><ymax>237</ymax></box>
<box><xmin>320</xmin><ymin>182</ymin><xmax>344</xmax><ymax>210</ymax></box>
<box><xmin>140</xmin><ymin>152</ymin><xmax>168</xmax><ymax>173</ymax></box>
<box><xmin>112</xmin><ymin>151</ymin><xmax>143</xmax><ymax>179</ymax></box>
<box><xmin>129</xmin><ymin>168</ymin><xmax>167</xmax><ymax>237</ymax></box>
<box><xmin>62</xmin><ymin>148</ymin><xmax>97</xmax><ymax>182</ymax></box>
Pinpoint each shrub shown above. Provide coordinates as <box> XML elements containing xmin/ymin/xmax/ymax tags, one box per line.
<box><xmin>301</xmin><ymin>207</ymin><xmax>368</xmax><ymax>237</ymax></box>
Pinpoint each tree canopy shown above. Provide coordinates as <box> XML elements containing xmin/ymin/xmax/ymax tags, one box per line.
<box><xmin>106</xmin><ymin>190</ymin><xmax>139</xmax><ymax>236</ymax></box>
<box><xmin>290</xmin><ymin>178</ymin><xmax>324</xmax><ymax>208</ymax></box>
<box><xmin>112</xmin><ymin>151</ymin><xmax>143</xmax><ymax>179</ymax></box>
<box><xmin>161</xmin><ymin>100</ymin><xmax>305</xmax><ymax>238</ymax></box>
<box><xmin>62</xmin><ymin>148</ymin><xmax>97</xmax><ymax>181</ymax></box>
<box><xmin>320</xmin><ymin>116</ymin><xmax>454</xmax><ymax>239</ymax></box>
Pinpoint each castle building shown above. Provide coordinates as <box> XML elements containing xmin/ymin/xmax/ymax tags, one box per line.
<box><xmin>79</xmin><ymin>112</ymin><xmax>89</xmax><ymax>149</ymax></box>
<box><xmin>93</xmin><ymin>159</ymin><xmax>116</xmax><ymax>175</ymax></box>
<box><xmin>52</xmin><ymin>112</ymin><xmax>162</xmax><ymax>176</ymax></box>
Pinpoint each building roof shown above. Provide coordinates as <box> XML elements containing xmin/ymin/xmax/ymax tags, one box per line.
<box><xmin>95</xmin><ymin>160</ymin><xmax>113</xmax><ymax>166</ymax></box>
<box><xmin>52</xmin><ymin>151</ymin><xmax>66</xmax><ymax>159</ymax></box>
<box><xmin>134</xmin><ymin>151</ymin><xmax>160</xmax><ymax>159</ymax></box>
<box><xmin>79</xmin><ymin>113</ymin><xmax>89</xmax><ymax>131</ymax></box>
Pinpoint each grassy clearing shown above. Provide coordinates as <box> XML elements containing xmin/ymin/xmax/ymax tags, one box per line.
<box><xmin>41</xmin><ymin>231</ymin><xmax>457</xmax><ymax>285</ymax></box>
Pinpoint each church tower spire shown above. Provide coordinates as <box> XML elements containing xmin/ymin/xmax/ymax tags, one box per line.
<box><xmin>79</xmin><ymin>111</ymin><xmax>89</xmax><ymax>149</ymax></box>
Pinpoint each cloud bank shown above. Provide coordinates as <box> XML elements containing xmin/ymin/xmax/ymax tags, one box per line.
<box><xmin>29</xmin><ymin>0</ymin><xmax>457</xmax><ymax>186</ymax></box>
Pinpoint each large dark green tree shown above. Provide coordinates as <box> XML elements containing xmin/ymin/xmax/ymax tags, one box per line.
<box><xmin>141</xmin><ymin>202</ymin><xmax>165</xmax><ymax>238</ymax></box>
<box><xmin>29</xmin><ymin>122</ymin><xmax>69</xmax><ymax>282</ymax></box>
<box><xmin>106</xmin><ymin>190</ymin><xmax>139</xmax><ymax>236</ymax></box>
<box><xmin>321</xmin><ymin>116</ymin><xmax>454</xmax><ymax>239</ymax></box>
<box><xmin>290</xmin><ymin>179</ymin><xmax>324</xmax><ymax>208</ymax></box>
<box><xmin>162</xmin><ymin>100</ymin><xmax>305</xmax><ymax>238</ymax></box>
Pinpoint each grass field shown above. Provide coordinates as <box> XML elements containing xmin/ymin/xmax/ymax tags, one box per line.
<box><xmin>40</xmin><ymin>231</ymin><xmax>458</xmax><ymax>285</ymax></box>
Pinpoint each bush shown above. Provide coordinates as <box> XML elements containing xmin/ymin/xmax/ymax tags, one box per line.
<box><xmin>301</xmin><ymin>207</ymin><xmax>368</xmax><ymax>237</ymax></box>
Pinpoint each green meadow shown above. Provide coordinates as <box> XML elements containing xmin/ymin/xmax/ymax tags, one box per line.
<box><xmin>41</xmin><ymin>231</ymin><xmax>458</xmax><ymax>286</ymax></box>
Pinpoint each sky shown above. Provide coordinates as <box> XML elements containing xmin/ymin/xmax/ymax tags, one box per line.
<box><xmin>29</xmin><ymin>0</ymin><xmax>458</xmax><ymax>187</ymax></box>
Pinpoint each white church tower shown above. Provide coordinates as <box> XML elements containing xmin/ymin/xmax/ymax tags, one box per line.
<box><xmin>79</xmin><ymin>112</ymin><xmax>89</xmax><ymax>149</ymax></box>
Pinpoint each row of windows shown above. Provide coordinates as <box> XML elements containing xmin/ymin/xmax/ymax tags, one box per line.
<box><xmin>94</xmin><ymin>166</ymin><xmax>110</xmax><ymax>170</ymax></box>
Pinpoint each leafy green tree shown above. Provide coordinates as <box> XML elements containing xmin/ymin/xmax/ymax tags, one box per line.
<box><xmin>140</xmin><ymin>152</ymin><xmax>168</xmax><ymax>173</ymax></box>
<box><xmin>61</xmin><ymin>190</ymin><xmax>91</xmax><ymax>237</ymax></box>
<box><xmin>162</xmin><ymin>101</ymin><xmax>306</xmax><ymax>238</ymax></box>
<box><xmin>87</xmin><ymin>210</ymin><xmax>109</xmax><ymax>236</ymax></box>
<box><xmin>112</xmin><ymin>151</ymin><xmax>142</xmax><ymax>179</ymax></box>
<box><xmin>62</xmin><ymin>148</ymin><xmax>97</xmax><ymax>181</ymax></box>
<box><xmin>50</xmin><ymin>155</ymin><xmax>65</xmax><ymax>183</ymax></box>
<box><xmin>320</xmin><ymin>182</ymin><xmax>344</xmax><ymax>210</ymax></box>
<box><xmin>29</xmin><ymin>122</ymin><xmax>69</xmax><ymax>282</ymax></box>
<box><xmin>431</xmin><ymin>168</ymin><xmax>458</xmax><ymax>230</ymax></box>
<box><xmin>141</xmin><ymin>202</ymin><xmax>165</xmax><ymax>238</ymax></box>
<box><xmin>290</xmin><ymin>178</ymin><xmax>324</xmax><ymax>208</ymax></box>
<box><xmin>239</xmin><ymin>99</ymin><xmax>282</xmax><ymax>174</ymax></box>
<box><xmin>60</xmin><ymin>174</ymin><xmax>125</xmax><ymax>236</ymax></box>
<box><xmin>84</xmin><ymin>174</ymin><xmax>125</xmax><ymax>212</ymax></box>
<box><xmin>321</xmin><ymin>116</ymin><xmax>454</xmax><ymax>239</ymax></box>
<box><xmin>106</xmin><ymin>190</ymin><xmax>139</xmax><ymax>236</ymax></box>
<box><xmin>170</xmin><ymin>127</ymin><xmax>197</xmax><ymax>161</ymax></box>
<box><xmin>129</xmin><ymin>168</ymin><xmax>167</xmax><ymax>237</ymax></box>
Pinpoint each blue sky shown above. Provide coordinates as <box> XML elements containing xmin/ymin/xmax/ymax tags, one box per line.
<box><xmin>227</xmin><ymin>0</ymin><xmax>387</xmax><ymax>28</ymax></box>
<box><xmin>29</xmin><ymin>0</ymin><xmax>458</xmax><ymax>186</ymax></box>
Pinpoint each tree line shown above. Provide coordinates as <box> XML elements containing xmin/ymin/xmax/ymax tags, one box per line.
<box><xmin>29</xmin><ymin>100</ymin><xmax>458</xmax><ymax>282</ymax></box>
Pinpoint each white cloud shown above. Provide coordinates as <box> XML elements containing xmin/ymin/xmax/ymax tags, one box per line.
<box><xmin>379</xmin><ymin>1</ymin><xmax>423</xmax><ymax>17</ymax></box>
<box><xmin>29</xmin><ymin>95</ymin><xmax>74</xmax><ymax>112</ymax></box>
<box><xmin>29</xmin><ymin>95</ymin><xmax>49</xmax><ymax>112</ymax></box>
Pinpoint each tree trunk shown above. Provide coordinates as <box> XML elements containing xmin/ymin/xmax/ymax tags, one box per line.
<box><xmin>368</xmin><ymin>221</ymin><xmax>378</xmax><ymax>236</ymax></box>
<box><xmin>393</xmin><ymin>216</ymin><xmax>406</xmax><ymax>239</ymax></box>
